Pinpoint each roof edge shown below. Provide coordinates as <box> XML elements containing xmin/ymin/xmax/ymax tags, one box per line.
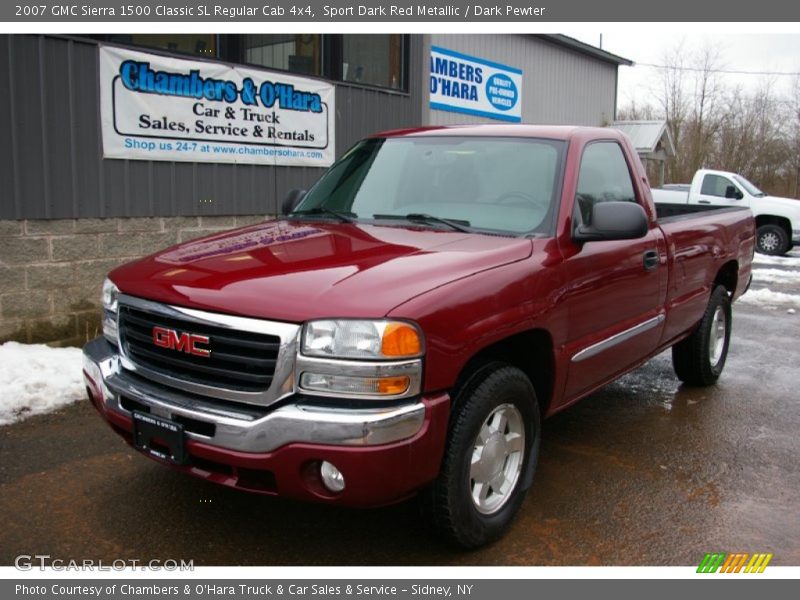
<box><xmin>610</xmin><ymin>120</ymin><xmax>676</xmax><ymax>157</ymax></box>
<box><xmin>534</xmin><ymin>34</ymin><xmax>633</xmax><ymax>66</ymax></box>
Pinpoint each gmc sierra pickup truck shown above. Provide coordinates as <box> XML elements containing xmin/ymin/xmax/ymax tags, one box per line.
<box><xmin>83</xmin><ymin>125</ymin><xmax>755</xmax><ymax>548</ymax></box>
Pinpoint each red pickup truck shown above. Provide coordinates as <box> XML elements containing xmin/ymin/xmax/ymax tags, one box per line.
<box><xmin>83</xmin><ymin>125</ymin><xmax>755</xmax><ymax>548</ymax></box>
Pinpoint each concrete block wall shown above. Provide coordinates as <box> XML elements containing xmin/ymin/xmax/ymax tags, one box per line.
<box><xmin>0</xmin><ymin>215</ymin><xmax>270</xmax><ymax>347</ymax></box>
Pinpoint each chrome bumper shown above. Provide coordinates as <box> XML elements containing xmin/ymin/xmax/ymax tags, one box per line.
<box><xmin>82</xmin><ymin>337</ymin><xmax>426</xmax><ymax>453</ymax></box>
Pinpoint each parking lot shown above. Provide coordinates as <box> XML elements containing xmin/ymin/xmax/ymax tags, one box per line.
<box><xmin>1</xmin><ymin>249</ymin><xmax>799</xmax><ymax>566</ymax></box>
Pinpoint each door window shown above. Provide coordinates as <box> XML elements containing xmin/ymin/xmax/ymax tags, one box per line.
<box><xmin>575</xmin><ymin>142</ymin><xmax>636</xmax><ymax>225</ymax></box>
<box><xmin>700</xmin><ymin>174</ymin><xmax>737</xmax><ymax>198</ymax></box>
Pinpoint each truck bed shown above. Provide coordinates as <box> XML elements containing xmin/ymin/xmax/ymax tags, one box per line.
<box><xmin>655</xmin><ymin>202</ymin><xmax>746</xmax><ymax>222</ymax></box>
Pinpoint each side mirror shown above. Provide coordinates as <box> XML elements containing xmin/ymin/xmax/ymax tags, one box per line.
<box><xmin>725</xmin><ymin>185</ymin><xmax>743</xmax><ymax>200</ymax></box>
<box><xmin>281</xmin><ymin>189</ymin><xmax>306</xmax><ymax>215</ymax></box>
<box><xmin>573</xmin><ymin>201</ymin><xmax>649</xmax><ymax>243</ymax></box>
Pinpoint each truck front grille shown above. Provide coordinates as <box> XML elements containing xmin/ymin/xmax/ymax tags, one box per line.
<box><xmin>118</xmin><ymin>305</ymin><xmax>281</xmax><ymax>393</ymax></box>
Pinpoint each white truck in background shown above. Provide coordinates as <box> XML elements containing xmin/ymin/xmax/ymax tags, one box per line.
<box><xmin>652</xmin><ymin>169</ymin><xmax>800</xmax><ymax>255</ymax></box>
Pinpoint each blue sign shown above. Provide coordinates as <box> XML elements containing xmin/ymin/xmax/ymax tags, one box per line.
<box><xmin>429</xmin><ymin>46</ymin><xmax>523</xmax><ymax>122</ymax></box>
<box><xmin>485</xmin><ymin>74</ymin><xmax>519</xmax><ymax>112</ymax></box>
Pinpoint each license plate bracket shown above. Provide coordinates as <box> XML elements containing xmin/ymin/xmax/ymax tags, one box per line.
<box><xmin>132</xmin><ymin>410</ymin><xmax>186</xmax><ymax>465</ymax></box>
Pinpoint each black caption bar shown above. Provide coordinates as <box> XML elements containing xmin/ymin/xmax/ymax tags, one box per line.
<box><xmin>4</xmin><ymin>579</ymin><xmax>795</xmax><ymax>600</ymax></box>
<box><xmin>3</xmin><ymin>0</ymin><xmax>800</xmax><ymax>22</ymax></box>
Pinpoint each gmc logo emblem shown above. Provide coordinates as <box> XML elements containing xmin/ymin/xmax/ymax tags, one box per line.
<box><xmin>152</xmin><ymin>326</ymin><xmax>211</xmax><ymax>357</ymax></box>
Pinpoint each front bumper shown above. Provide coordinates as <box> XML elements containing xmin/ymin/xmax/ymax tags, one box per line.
<box><xmin>83</xmin><ymin>337</ymin><xmax>449</xmax><ymax>506</ymax></box>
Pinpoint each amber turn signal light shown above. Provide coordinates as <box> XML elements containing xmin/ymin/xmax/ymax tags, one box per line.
<box><xmin>381</xmin><ymin>322</ymin><xmax>422</xmax><ymax>357</ymax></box>
<box><xmin>376</xmin><ymin>375</ymin><xmax>411</xmax><ymax>395</ymax></box>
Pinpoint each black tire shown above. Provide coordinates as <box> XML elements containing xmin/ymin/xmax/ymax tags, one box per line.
<box><xmin>422</xmin><ymin>363</ymin><xmax>540</xmax><ymax>549</ymax></box>
<box><xmin>672</xmin><ymin>285</ymin><xmax>732</xmax><ymax>386</ymax></box>
<box><xmin>756</xmin><ymin>224</ymin><xmax>790</xmax><ymax>256</ymax></box>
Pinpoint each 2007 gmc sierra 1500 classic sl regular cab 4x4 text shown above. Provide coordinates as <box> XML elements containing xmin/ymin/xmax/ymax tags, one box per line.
<box><xmin>82</xmin><ymin>125</ymin><xmax>755</xmax><ymax>548</ymax></box>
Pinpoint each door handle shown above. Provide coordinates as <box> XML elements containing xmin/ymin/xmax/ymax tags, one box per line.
<box><xmin>698</xmin><ymin>200</ymin><xmax>711</xmax><ymax>204</ymax></box>
<box><xmin>643</xmin><ymin>250</ymin><xmax>659</xmax><ymax>271</ymax></box>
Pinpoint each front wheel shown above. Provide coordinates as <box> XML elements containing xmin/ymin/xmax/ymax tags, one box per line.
<box><xmin>672</xmin><ymin>285</ymin><xmax>732</xmax><ymax>386</ymax></box>
<box><xmin>423</xmin><ymin>364</ymin><xmax>540</xmax><ymax>549</ymax></box>
<box><xmin>756</xmin><ymin>224</ymin><xmax>790</xmax><ymax>255</ymax></box>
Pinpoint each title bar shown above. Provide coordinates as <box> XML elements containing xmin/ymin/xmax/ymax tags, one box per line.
<box><xmin>3</xmin><ymin>1</ymin><xmax>800</xmax><ymax>22</ymax></box>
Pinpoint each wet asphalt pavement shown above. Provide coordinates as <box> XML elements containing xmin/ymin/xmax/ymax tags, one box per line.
<box><xmin>1</xmin><ymin>250</ymin><xmax>799</xmax><ymax>566</ymax></box>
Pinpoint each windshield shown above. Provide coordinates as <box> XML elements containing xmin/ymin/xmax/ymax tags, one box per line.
<box><xmin>733</xmin><ymin>175</ymin><xmax>765</xmax><ymax>197</ymax></box>
<box><xmin>293</xmin><ymin>136</ymin><xmax>566</xmax><ymax>235</ymax></box>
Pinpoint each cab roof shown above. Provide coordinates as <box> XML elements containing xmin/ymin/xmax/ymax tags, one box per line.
<box><xmin>370</xmin><ymin>124</ymin><xmax>625</xmax><ymax>143</ymax></box>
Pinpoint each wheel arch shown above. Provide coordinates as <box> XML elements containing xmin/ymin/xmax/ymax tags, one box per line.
<box><xmin>755</xmin><ymin>214</ymin><xmax>791</xmax><ymax>237</ymax></box>
<box><xmin>713</xmin><ymin>260</ymin><xmax>739</xmax><ymax>297</ymax></box>
<box><xmin>451</xmin><ymin>328</ymin><xmax>555</xmax><ymax>419</ymax></box>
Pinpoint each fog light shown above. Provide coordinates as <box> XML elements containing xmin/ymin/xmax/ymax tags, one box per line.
<box><xmin>320</xmin><ymin>461</ymin><xmax>345</xmax><ymax>493</ymax></box>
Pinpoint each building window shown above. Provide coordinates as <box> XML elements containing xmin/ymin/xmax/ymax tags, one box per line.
<box><xmin>102</xmin><ymin>34</ymin><xmax>217</xmax><ymax>57</ymax></box>
<box><xmin>341</xmin><ymin>35</ymin><xmax>404</xmax><ymax>90</ymax></box>
<box><xmin>242</xmin><ymin>34</ymin><xmax>322</xmax><ymax>77</ymax></box>
<box><xmin>92</xmin><ymin>34</ymin><xmax>409</xmax><ymax>92</ymax></box>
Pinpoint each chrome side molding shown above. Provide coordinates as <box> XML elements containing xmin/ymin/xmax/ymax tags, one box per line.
<box><xmin>572</xmin><ymin>314</ymin><xmax>666</xmax><ymax>363</ymax></box>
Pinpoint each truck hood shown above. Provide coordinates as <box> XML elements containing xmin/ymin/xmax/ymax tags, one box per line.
<box><xmin>759</xmin><ymin>194</ymin><xmax>800</xmax><ymax>218</ymax></box>
<box><xmin>110</xmin><ymin>220</ymin><xmax>533</xmax><ymax>322</ymax></box>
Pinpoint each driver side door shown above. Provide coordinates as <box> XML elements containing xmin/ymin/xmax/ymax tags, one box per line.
<box><xmin>561</xmin><ymin>141</ymin><xmax>668</xmax><ymax>401</ymax></box>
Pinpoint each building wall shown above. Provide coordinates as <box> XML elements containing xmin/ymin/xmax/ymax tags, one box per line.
<box><xmin>424</xmin><ymin>34</ymin><xmax>618</xmax><ymax>127</ymax></box>
<box><xmin>0</xmin><ymin>215</ymin><xmax>273</xmax><ymax>346</ymax></box>
<box><xmin>0</xmin><ymin>34</ymin><xmax>424</xmax><ymax>345</ymax></box>
<box><xmin>0</xmin><ymin>34</ymin><xmax>424</xmax><ymax>220</ymax></box>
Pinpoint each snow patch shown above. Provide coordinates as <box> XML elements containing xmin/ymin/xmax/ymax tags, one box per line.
<box><xmin>0</xmin><ymin>342</ymin><xmax>85</xmax><ymax>426</ymax></box>
<box><xmin>739</xmin><ymin>288</ymin><xmax>800</xmax><ymax>309</ymax></box>
<box><xmin>751</xmin><ymin>268</ymin><xmax>800</xmax><ymax>284</ymax></box>
<box><xmin>753</xmin><ymin>252</ymin><xmax>800</xmax><ymax>266</ymax></box>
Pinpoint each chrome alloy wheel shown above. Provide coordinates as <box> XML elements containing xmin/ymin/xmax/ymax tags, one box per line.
<box><xmin>708</xmin><ymin>305</ymin><xmax>727</xmax><ymax>366</ymax></box>
<box><xmin>759</xmin><ymin>231</ymin><xmax>780</xmax><ymax>253</ymax></box>
<box><xmin>469</xmin><ymin>403</ymin><xmax>525</xmax><ymax>514</ymax></box>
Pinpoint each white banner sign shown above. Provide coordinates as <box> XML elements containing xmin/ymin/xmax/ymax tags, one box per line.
<box><xmin>99</xmin><ymin>46</ymin><xmax>335</xmax><ymax>166</ymax></box>
<box><xmin>429</xmin><ymin>46</ymin><xmax>523</xmax><ymax>123</ymax></box>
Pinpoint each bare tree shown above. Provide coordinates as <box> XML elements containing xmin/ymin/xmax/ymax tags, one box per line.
<box><xmin>617</xmin><ymin>40</ymin><xmax>799</xmax><ymax>198</ymax></box>
<box><xmin>787</xmin><ymin>74</ymin><xmax>800</xmax><ymax>197</ymax></box>
<box><xmin>616</xmin><ymin>100</ymin><xmax>659</xmax><ymax>121</ymax></box>
<box><xmin>713</xmin><ymin>80</ymin><xmax>790</xmax><ymax>193</ymax></box>
<box><xmin>654</xmin><ymin>40</ymin><xmax>690</xmax><ymax>182</ymax></box>
<box><xmin>686</xmin><ymin>43</ymin><xmax>725</xmax><ymax>175</ymax></box>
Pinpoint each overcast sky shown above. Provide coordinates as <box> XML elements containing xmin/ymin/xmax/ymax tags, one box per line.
<box><xmin>564</xmin><ymin>31</ymin><xmax>800</xmax><ymax>112</ymax></box>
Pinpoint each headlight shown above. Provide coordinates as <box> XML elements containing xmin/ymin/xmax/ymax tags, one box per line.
<box><xmin>301</xmin><ymin>319</ymin><xmax>423</xmax><ymax>359</ymax></box>
<box><xmin>101</xmin><ymin>278</ymin><xmax>120</xmax><ymax>344</ymax></box>
<box><xmin>101</xmin><ymin>278</ymin><xmax>120</xmax><ymax>312</ymax></box>
<box><xmin>298</xmin><ymin>319</ymin><xmax>424</xmax><ymax>399</ymax></box>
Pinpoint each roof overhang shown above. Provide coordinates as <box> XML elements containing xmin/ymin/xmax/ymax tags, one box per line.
<box><xmin>534</xmin><ymin>34</ymin><xmax>633</xmax><ymax>66</ymax></box>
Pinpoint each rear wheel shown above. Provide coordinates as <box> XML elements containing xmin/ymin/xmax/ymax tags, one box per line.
<box><xmin>756</xmin><ymin>224</ymin><xmax>790</xmax><ymax>255</ymax></box>
<box><xmin>672</xmin><ymin>285</ymin><xmax>732</xmax><ymax>386</ymax></box>
<box><xmin>423</xmin><ymin>364</ymin><xmax>540</xmax><ymax>549</ymax></box>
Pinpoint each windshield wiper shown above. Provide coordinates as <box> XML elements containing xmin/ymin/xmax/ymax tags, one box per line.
<box><xmin>373</xmin><ymin>213</ymin><xmax>473</xmax><ymax>233</ymax></box>
<box><xmin>289</xmin><ymin>207</ymin><xmax>356</xmax><ymax>223</ymax></box>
